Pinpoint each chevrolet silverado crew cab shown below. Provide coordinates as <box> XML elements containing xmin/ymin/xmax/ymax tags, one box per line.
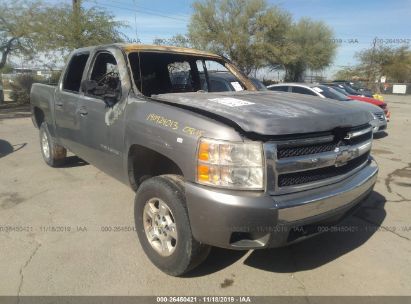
<box><xmin>31</xmin><ymin>44</ymin><xmax>378</xmax><ymax>276</ymax></box>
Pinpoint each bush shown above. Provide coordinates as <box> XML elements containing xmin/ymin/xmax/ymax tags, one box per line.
<box><xmin>9</xmin><ymin>71</ymin><xmax>62</xmax><ymax>104</ymax></box>
<box><xmin>49</xmin><ymin>71</ymin><xmax>62</xmax><ymax>85</ymax></box>
<box><xmin>10</xmin><ymin>74</ymin><xmax>41</xmax><ymax>104</ymax></box>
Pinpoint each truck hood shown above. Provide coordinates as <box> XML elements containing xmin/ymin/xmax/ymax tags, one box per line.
<box><xmin>152</xmin><ymin>91</ymin><xmax>372</xmax><ymax>136</ymax></box>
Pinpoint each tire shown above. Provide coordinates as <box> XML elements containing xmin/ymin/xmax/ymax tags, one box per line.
<box><xmin>134</xmin><ymin>175</ymin><xmax>211</xmax><ymax>276</ymax></box>
<box><xmin>39</xmin><ymin>122</ymin><xmax>67</xmax><ymax>167</ymax></box>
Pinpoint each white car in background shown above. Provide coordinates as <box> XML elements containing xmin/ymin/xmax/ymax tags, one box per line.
<box><xmin>267</xmin><ymin>83</ymin><xmax>387</xmax><ymax>134</ymax></box>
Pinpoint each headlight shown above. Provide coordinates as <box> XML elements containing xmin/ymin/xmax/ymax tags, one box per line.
<box><xmin>196</xmin><ymin>138</ymin><xmax>264</xmax><ymax>190</ymax></box>
<box><xmin>369</xmin><ymin>114</ymin><xmax>380</xmax><ymax>133</ymax></box>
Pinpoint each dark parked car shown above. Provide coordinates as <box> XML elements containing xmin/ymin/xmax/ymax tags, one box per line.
<box><xmin>332</xmin><ymin>81</ymin><xmax>373</xmax><ymax>97</ymax></box>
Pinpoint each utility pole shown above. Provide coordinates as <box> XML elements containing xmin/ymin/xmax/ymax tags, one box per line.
<box><xmin>133</xmin><ymin>0</ymin><xmax>139</xmax><ymax>43</ymax></box>
<box><xmin>368</xmin><ymin>37</ymin><xmax>378</xmax><ymax>91</ymax></box>
<box><xmin>72</xmin><ymin>0</ymin><xmax>82</xmax><ymax>48</ymax></box>
<box><xmin>72</xmin><ymin>0</ymin><xmax>81</xmax><ymax>20</ymax></box>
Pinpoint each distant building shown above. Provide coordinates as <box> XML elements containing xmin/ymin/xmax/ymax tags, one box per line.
<box><xmin>8</xmin><ymin>67</ymin><xmax>62</xmax><ymax>78</ymax></box>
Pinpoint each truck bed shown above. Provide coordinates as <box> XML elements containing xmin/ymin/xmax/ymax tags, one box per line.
<box><xmin>30</xmin><ymin>83</ymin><xmax>57</xmax><ymax>128</ymax></box>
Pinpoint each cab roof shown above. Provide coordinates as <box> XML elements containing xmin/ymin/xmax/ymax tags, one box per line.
<box><xmin>119</xmin><ymin>43</ymin><xmax>221</xmax><ymax>59</ymax></box>
<box><xmin>72</xmin><ymin>43</ymin><xmax>222</xmax><ymax>60</ymax></box>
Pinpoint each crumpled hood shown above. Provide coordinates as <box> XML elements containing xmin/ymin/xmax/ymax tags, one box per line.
<box><xmin>152</xmin><ymin>91</ymin><xmax>372</xmax><ymax>136</ymax></box>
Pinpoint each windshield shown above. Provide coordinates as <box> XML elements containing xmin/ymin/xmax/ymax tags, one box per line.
<box><xmin>128</xmin><ymin>52</ymin><xmax>248</xmax><ymax>96</ymax></box>
<box><xmin>342</xmin><ymin>84</ymin><xmax>359</xmax><ymax>95</ymax></box>
<box><xmin>313</xmin><ymin>85</ymin><xmax>351</xmax><ymax>101</ymax></box>
<box><xmin>332</xmin><ymin>86</ymin><xmax>349</xmax><ymax>96</ymax></box>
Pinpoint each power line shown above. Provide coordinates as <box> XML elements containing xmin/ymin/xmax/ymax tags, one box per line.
<box><xmin>101</xmin><ymin>0</ymin><xmax>190</xmax><ymax>19</ymax></box>
<box><xmin>84</xmin><ymin>0</ymin><xmax>188</xmax><ymax>22</ymax></box>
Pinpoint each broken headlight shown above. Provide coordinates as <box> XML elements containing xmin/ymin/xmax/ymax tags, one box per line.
<box><xmin>196</xmin><ymin>138</ymin><xmax>264</xmax><ymax>190</ymax></box>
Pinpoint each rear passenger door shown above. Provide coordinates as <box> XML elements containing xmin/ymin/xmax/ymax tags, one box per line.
<box><xmin>55</xmin><ymin>52</ymin><xmax>89</xmax><ymax>154</ymax></box>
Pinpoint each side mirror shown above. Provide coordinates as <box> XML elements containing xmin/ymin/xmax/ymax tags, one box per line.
<box><xmin>81</xmin><ymin>80</ymin><xmax>99</xmax><ymax>95</ymax></box>
<box><xmin>81</xmin><ymin>79</ymin><xmax>120</xmax><ymax>107</ymax></box>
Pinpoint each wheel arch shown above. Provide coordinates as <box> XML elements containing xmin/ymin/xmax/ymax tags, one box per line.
<box><xmin>32</xmin><ymin>106</ymin><xmax>45</xmax><ymax>129</ymax></box>
<box><xmin>127</xmin><ymin>144</ymin><xmax>184</xmax><ymax>191</ymax></box>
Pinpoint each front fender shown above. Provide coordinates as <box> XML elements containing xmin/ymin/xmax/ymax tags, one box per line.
<box><xmin>124</xmin><ymin>97</ymin><xmax>243</xmax><ymax>182</ymax></box>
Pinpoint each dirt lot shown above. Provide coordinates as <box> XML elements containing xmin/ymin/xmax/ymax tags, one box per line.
<box><xmin>0</xmin><ymin>95</ymin><xmax>410</xmax><ymax>296</ymax></box>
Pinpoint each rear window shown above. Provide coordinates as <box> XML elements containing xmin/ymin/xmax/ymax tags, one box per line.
<box><xmin>168</xmin><ymin>61</ymin><xmax>193</xmax><ymax>93</ymax></box>
<box><xmin>62</xmin><ymin>53</ymin><xmax>89</xmax><ymax>92</ymax></box>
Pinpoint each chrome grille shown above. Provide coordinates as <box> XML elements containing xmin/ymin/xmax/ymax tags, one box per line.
<box><xmin>277</xmin><ymin>142</ymin><xmax>338</xmax><ymax>159</ymax></box>
<box><xmin>278</xmin><ymin>153</ymin><xmax>370</xmax><ymax>187</ymax></box>
<box><xmin>265</xmin><ymin>125</ymin><xmax>373</xmax><ymax>194</ymax></box>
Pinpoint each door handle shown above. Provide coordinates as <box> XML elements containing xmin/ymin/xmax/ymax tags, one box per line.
<box><xmin>55</xmin><ymin>102</ymin><xmax>63</xmax><ymax>108</ymax></box>
<box><xmin>78</xmin><ymin>107</ymin><xmax>88</xmax><ymax>116</ymax></box>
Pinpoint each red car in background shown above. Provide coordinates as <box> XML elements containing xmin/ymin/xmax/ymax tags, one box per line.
<box><xmin>347</xmin><ymin>94</ymin><xmax>390</xmax><ymax>120</ymax></box>
<box><xmin>328</xmin><ymin>85</ymin><xmax>391</xmax><ymax>121</ymax></box>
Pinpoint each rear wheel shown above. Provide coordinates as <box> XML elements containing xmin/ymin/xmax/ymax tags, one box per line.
<box><xmin>134</xmin><ymin>175</ymin><xmax>210</xmax><ymax>276</ymax></box>
<box><xmin>39</xmin><ymin>122</ymin><xmax>67</xmax><ymax>167</ymax></box>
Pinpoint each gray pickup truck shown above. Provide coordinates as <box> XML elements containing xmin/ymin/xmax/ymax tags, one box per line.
<box><xmin>31</xmin><ymin>44</ymin><xmax>378</xmax><ymax>276</ymax></box>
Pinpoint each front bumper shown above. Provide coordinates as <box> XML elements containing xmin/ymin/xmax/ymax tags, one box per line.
<box><xmin>376</xmin><ymin>123</ymin><xmax>387</xmax><ymax>133</ymax></box>
<box><xmin>185</xmin><ymin>159</ymin><xmax>378</xmax><ymax>249</ymax></box>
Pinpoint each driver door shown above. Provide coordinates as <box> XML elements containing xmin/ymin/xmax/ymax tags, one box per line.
<box><xmin>77</xmin><ymin>51</ymin><xmax>120</xmax><ymax>169</ymax></box>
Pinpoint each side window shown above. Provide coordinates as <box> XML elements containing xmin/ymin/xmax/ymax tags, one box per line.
<box><xmin>292</xmin><ymin>86</ymin><xmax>317</xmax><ymax>96</ymax></box>
<box><xmin>88</xmin><ymin>52</ymin><xmax>121</xmax><ymax>98</ymax></box>
<box><xmin>62</xmin><ymin>53</ymin><xmax>89</xmax><ymax>92</ymax></box>
<box><xmin>269</xmin><ymin>86</ymin><xmax>288</xmax><ymax>92</ymax></box>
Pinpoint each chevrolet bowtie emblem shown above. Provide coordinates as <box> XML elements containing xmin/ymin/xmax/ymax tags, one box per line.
<box><xmin>344</xmin><ymin>133</ymin><xmax>352</xmax><ymax>140</ymax></box>
<box><xmin>335</xmin><ymin>147</ymin><xmax>353</xmax><ymax>167</ymax></box>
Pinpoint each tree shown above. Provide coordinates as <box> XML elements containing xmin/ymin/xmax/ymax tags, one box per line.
<box><xmin>333</xmin><ymin>66</ymin><xmax>362</xmax><ymax>81</ymax></box>
<box><xmin>0</xmin><ymin>0</ymin><xmax>47</xmax><ymax>69</ymax></box>
<box><xmin>42</xmin><ymin>1</ymin><xmax>126</xmax><ymax>54</ymax></box>
<box><xmin>357</xmin><ymin>42</ymin><xmax>391</xmax><ymax>90</ymax></box>
<box><xmin>0</xmin><ymin>0</ymin><xmax>126</xmax><ymax>69</ymax></box>
<box><xmin>280</xmin><ymin>18</ymin><xmax>336</xmax><ymax>81</ymax></box>
<box><xmin>153</xmin><ymin>34</ymin><xmax>191</xmax><ymax>48</ymax></box>
<box><xmin>383</xmin><ymin>46</ymin><xmax>411</xmax><ymax>83</ymax></box>
<box><xmin>356</xmin><ymin>43</ymin><xmax>411</xmax><ymax>91</ymax></box>
<box><xmin>188</xmin><ymin>0</ymin><xmax>291</xmax><ymax>75</ymax></box>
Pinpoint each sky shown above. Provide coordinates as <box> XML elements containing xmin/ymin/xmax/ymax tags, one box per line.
<box><xmin>54</xmin><ymin>0</ymin><xmax>411</xmax><ymax>78</ymax></box>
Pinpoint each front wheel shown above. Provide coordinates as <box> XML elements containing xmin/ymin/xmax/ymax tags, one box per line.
<box><xmin>134</xmin><ymin>175</ymin><xmax>210</xmax><ymax>276</ymax></box>
<box><xmin>39</xmin><ymin>122</ymin><xmax>67</xmax><ymax>167</ymax></box>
